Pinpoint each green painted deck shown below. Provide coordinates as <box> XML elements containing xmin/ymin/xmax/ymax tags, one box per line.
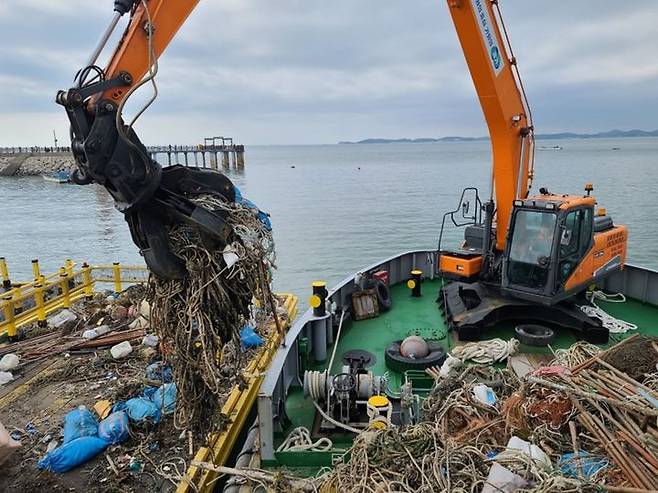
<box><xmin>276</xmin><ymin>278</ymin><xmax>658</xmax><ymax>453</ymax></box>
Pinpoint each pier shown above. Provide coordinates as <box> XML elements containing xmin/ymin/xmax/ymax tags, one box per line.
<box><xmin>147</xmin><ymin>137</ymin><xmax>245</xmax><ymax>169</ymax></box>
<box><xmin>0</xmin><ymin>136</ymin><xmax>245</xmax><ymax>176</ymax></box>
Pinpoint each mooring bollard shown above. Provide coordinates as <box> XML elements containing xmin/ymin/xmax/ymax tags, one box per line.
<box><xmin>309</xmin><ymin>281</ymin><xmax>328</xmax><ymax>317</ymax></box>
<box><xmin>407</xmin><ymin>270</ymin><xmax>423</xmax><ymax>297</ymax></box>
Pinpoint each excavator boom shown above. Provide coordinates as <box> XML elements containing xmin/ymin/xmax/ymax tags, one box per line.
<box><xmin>447</xmin><ymin>0</ymin><xmax>533</xmax><ymax>250</ymax></box>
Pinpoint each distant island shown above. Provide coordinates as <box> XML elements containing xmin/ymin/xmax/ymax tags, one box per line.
<box><xmin>338</xmin><ymin>129</ymin><xmax>658</xmax><ymax>144</ymax></box>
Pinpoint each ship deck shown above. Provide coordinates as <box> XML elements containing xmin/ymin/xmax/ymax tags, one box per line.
<box><xmin>277</xmin><ymin>277</ymin><xmax>658</xmax><ymax>453</ymax></box>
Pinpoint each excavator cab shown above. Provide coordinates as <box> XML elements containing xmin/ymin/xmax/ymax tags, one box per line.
<box><xmin>503</xmin><ymin>197</ymin><xmax>593</xmax><ymax>303</ymax></box>
<box><xmin>502</xmin><ymin>188</ymin><xmax>627</xmax><ymax>305</ymax></box>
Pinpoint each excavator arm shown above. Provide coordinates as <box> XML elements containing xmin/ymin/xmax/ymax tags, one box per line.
<box><xmin>447</xmin><ymin>0</ymin><xmax>534</xmax><ymax>251</ymax></box>
<box><xmin>56</xmin><ymin>0</ymin><xmax>235</xmax><ymax>280</ymax></box>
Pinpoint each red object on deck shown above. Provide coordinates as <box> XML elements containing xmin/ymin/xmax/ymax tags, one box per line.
<box><xmin>372</xmin><ymin>270</ymin><xmax>389</xmax><ymax>285</ymax></box>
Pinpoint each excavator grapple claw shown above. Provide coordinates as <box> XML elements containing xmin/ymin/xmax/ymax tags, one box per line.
<box><xmin>57</xmin><ymin>77</ymin><xmax>238</xmax><ymax>280</ymax></box>
<box><xmin>125</xmin><ymin>165</ymin><xmax>237</xmax><ymax>280</ymax></box>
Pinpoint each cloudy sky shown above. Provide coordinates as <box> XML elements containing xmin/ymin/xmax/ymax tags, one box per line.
<box><xmin>1</xmin><ymin>0</ymin><xmax>657</xmax><ymax>146</ymax></box>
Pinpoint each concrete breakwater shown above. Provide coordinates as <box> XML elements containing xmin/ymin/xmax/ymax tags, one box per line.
<box><xmin>0</xmin><ymin>152</ymin><xmax>75</xmax><ymax>176</ymax></box>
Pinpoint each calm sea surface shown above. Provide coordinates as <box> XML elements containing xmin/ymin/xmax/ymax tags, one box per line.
<box><xmin>1</xmin><ymin>138</ymin><xmax>657</xmax><ymax>301</ymax></box>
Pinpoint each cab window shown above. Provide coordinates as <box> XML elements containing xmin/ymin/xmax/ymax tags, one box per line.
<box><xmin>509</xmin><ymin>210</ymin><xmax>556</xmax><ymax>264</ymax></box>
<box><xmin>560</xmin><ymin>210</ymin><xmax>582</xmax><ymax>258</ymax></box>
<box><xmin>558</xmin><ymin>208</ymin><xmax>592</xmax><ymax>282</ymax></box>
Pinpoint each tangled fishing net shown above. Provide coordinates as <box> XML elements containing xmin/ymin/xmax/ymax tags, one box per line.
<box><xmin>149</xmin><ymin>193</ymin><xmax>275</xmax><ymax>438</ymax></box>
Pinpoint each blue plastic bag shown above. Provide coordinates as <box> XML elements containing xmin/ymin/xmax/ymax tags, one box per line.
<box><xmin>37</xmin><ymin>436</ymin><xmax>108</xmax><ymax>473</ymax></box>
<box><xmin>98</xmin><ymin>411</ymin><xmax>130</xmax><ymax>444</ymax></box>
<box><xmin>63</xmin><ymin>406</ymin><xmax>98</xmax><ymax>444</ymax></box>
<box><xmin>149</xmin><ymin>383</ymin><xmax>177</xmax><ymax>415</ymax></box>
<box><xmin>240</xmin><ymin>325</ymin><xmax>264</xmax><ymax>349</ymax></box>
<box><xmin>145</xmin><ymin>362</ymin><xmax>173</xmax><ymax>383</ymax></box>
<box><xmin>559</xmin><ymin>451</ymin><xmax>608</xmax><ymax>478</ymax></box>
<box><xmin>234</xmin><ymin>187</ymin><xmax>272</xmax><ymax>231</ymax></box>
<box><xmin>114</xmin><ymin>397</ymin><xmax>161</xmax><ymax>424</ymax></box>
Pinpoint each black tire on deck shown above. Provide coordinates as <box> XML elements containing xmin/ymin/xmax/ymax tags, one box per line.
<box><xmin>375</xmin><ymin>280</ymin><xmax>392</xmax><ymax>311</ymax></box>
<box><xmin>514</xmin><ymin>324</ymin><xmax>555</xmax><ymax>346</ymax></box>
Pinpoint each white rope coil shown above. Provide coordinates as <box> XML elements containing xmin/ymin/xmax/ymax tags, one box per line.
<box><xmin>580</xmin><ymin>290</ymin><xmax>637</xmax><ymax>334</ymax></box>
<box><xmin>277</xmin><ymin>426</ymin><xmax>333</xmax><ymax>452</ymax></box>
<box><xmin>306</xmin><ymin>370</ymin><xmax>327</xmax><ymax>401</ymax></box>
<box><xmin>452</xmin><ymin>338</ymin><xmax>520</xmax><ymax>364</ymax></box>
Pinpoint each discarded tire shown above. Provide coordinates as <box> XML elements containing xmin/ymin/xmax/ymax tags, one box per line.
<box><xmin>375</xmin><ymin>280</ymin><xmax>392</xmax><ymax>311</ymax></box>
<box><xmin>385</xmin><ymin>339</ymin><xmax>447</xmax><ymax>373</ymax></box>
<box><xmin>514</xmin><ymin>324</ymin><xmax>555</xmax><ymax>347</ymax></box>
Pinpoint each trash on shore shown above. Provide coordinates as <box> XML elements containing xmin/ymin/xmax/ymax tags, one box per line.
<box><xmin>0</xmin><ymin>283</ymin><xmax>222</xmax><ymax>491</ymax></box>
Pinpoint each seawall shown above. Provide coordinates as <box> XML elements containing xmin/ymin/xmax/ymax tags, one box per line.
<box><xmin>0</xmin><ymin>153</ymin><xmax>76</xmax><ymax>177</ymax></box>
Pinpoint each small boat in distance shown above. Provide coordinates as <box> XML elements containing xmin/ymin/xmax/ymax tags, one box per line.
<box><xmin>537</xmin><ymin>145</ymin><xmax>563</xmax><ymax>150</ymax></box>
<box><xmin>42</xmin><ymin>170</ymin><xmax>71</xmax><ymax>184</ymax></box>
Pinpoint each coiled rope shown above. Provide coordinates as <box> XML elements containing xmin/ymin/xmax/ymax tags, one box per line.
<box><xmin>452</xmin><ymin>338</ymin><xmax>520</xmax><ymax>364</ymax></box>
<box><xmin>276</xmin><ymin>426</ymin><xmax>333</xmax><ymax>452</ymax></box>
<box><xmin>580</xmin><ymin>290</ymin><xmax>637</xmax><ymax>334</ymax></box>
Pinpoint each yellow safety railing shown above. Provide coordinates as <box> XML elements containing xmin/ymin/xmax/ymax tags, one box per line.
<box><xmin>0</xmin><ymin>259</ymin><xmax>148</xmax><ymax>338</ymax></box>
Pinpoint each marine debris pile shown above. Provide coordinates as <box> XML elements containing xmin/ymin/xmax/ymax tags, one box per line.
<box><xmin>324</xmin><ymin>334</ymin><xmax>658</xmax><ymax>492</ymax></box>
<box><xmin>150</xmin><ymin>193</ymin><xmax>277</xmax><ymax>438</ymax></box>
<box><xmin>217</xmin><ymin>334</ymin><xmax>658</xmax><ymax>493</ymax></box>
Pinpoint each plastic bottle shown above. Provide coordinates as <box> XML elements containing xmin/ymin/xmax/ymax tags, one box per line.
<box><xmin>110</xmin><ymin>341</ymin><xmax>133</xmax><ymax>359</ymax></box>
<box><xmin>82</xmin><ymin>325</ymin><xmax>111</xmax><ymax>340</ymax></box>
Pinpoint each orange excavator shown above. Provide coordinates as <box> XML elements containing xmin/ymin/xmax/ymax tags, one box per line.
<box><xmin>438</xmin><ymin>0</ymin><xmax>628</xmax><ymax>342</ymax></box>
<box><xmin>56</xmin><ymin>0</ymin><xmax>228</xmax><ymax>280</ymax></box>
<box><xmin>56</xmin><ymin>1</ymin><xmax>627</xmax><ymax>341</ymax></box>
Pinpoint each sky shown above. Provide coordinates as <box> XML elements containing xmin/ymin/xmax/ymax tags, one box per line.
<box><xmin>0</xmin><ymin>0</ymin><xmax>657</xmax><ymax>146</ymax></box>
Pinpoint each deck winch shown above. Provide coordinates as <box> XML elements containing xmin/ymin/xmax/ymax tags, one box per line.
<box><xmin>304</xmin><ymin>358</ymin><xmax>388</xmax><ymax>430</ymax></box>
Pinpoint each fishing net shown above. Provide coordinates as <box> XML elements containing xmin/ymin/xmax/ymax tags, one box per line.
<box><xmin>148</xmin><ymin>193</ymin><xmax>275</xmax><ymax>438</ymax></box>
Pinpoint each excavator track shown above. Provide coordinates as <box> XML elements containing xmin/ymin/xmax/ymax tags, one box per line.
<box><xmin>438</xmin><ymin>280</ymin><xmax>609</xmax><ymax>344</ymax></box>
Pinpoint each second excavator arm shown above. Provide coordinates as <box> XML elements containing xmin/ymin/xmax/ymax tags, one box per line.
<box><xmin>56</xmin><ymin>0</ymin><xmax>236</xmax><ymax>280</ymax></box>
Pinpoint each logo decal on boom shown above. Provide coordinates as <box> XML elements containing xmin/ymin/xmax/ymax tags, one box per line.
<box><xmin>471</xmin><ymin>0</ymin><xmax>505</xmax><ymax>76</ymax></box>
